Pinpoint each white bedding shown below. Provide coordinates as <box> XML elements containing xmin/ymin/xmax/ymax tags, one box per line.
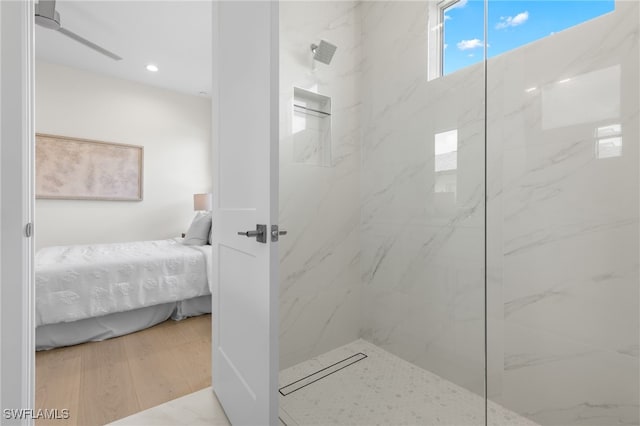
<box><xmin>35</xmin><ymin>238</ymin><xmax>212</xmax><ymax>327</ymax></box>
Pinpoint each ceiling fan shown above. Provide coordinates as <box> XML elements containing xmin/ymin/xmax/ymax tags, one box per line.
<box><xmin>35</xmin><ymin>0</ymin><xmax>122</xmax><ymax>61</ymax></box>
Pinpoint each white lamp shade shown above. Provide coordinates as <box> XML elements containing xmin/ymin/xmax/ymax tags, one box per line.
<box><xmin>194</xmin><ymin>193</ymin><xmax>212</xmax><ymax>211</ymax></box>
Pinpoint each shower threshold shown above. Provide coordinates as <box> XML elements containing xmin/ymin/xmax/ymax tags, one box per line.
<box><xmin>278</xmin><ymin>339</ymin><xmax>539</xmax><ymax>426</ymax></box>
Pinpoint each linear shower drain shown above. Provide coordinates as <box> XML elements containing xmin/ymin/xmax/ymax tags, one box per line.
<box><xmin>279</xmin><ymin>352</ymin><xmax>368</xmax><ymax>396</ymax></box>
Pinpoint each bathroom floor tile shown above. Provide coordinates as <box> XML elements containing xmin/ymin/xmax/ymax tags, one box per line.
<box><xmin>279</xmin><ymin>339</ymin><xmax>538</xmax><ymax>426</ymax></box>
<box><xmin>107</xmin><ymin>387</ymin><xmax>230</xmax><ymax>426</ymax></box>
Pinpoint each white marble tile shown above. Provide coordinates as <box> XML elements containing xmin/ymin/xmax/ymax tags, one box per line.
<box><xmin>487</xmin><ymin>2</ymin><xmax>640</xmax><ymax>425</ymax></box>
<box><xmin>107</xmin><ymin>388</ymin><xmax>230</xmax><ymax>426</ymax></box>
<box><xmin>280</xmin><ymin>339</ymin><xmax>538</xmax><ymax>426</ymax></box>
<box><xmin>502</xmin><ymin>228</ymin><xmax>638</xmax><ymax>356</ymax></box>
<box><xmin>360</xmin><ymin>224</ymin><xmax>485</xmax><ymax>393</ymax></box>
<box><xmin>494</xmin><ymin>324</ymin><xmax>639</xmax><ymax>426</ymax></box>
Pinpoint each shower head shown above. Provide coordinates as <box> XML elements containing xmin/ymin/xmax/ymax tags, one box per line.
<box><xmin>310</xmin><ymin>40</ymin><xmax>337</xmax><ymax>65</ymax></box>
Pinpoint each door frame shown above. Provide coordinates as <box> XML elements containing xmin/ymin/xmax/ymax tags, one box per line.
<box><xmin>4</xmin><ymin>1</ymin><xmax>282</xmax><ymax>425</ymax></box>
<box><xmin>0</xmin><ymin>0</ymin><xmax>36</xmax><ymax>423</ymax></box>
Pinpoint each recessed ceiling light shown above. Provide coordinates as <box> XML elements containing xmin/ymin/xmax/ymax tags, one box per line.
<box><xmin>146</xmin><ymin>64</ymin><xmax>159</xmax><ymax>72</ymax></box>
<box><xmin>525</xmin><ymin>87</ymin><xmax>537</xmax><ymax>93</ymax></box>
<box><xmin>558</xmin><ymin>78</ymin><xmax>572</xmax><ymax>84</ymax></box>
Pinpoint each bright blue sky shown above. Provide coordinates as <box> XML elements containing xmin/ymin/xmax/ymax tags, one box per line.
<box><xmin>443</xmin><ymin>0</ymin><xmax>615</xmax><ymax>75</ymax></box>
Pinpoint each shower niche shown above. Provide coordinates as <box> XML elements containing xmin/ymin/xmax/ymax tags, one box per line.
<box><xmin>292</xmin><ymin>87</ymin><xmax>332</xmax><ymax>167</ymax></box>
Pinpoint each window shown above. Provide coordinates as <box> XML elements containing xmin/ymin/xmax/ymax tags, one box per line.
<box><xmin>437</xmin><ymin>0</ymin><xmax>485</xmax><ymax>78</ymax></box>
<box><xmin>430</xmin><ymin>0</ymin><xmax>615</xmax><ymax>78</ymax></box>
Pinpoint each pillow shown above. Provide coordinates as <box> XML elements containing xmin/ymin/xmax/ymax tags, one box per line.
<box><xmin>208</xmin><ymin>224</ymin><xmax>213</xmax><ymax>245</ymax></box>
<box><xmin>183</xmin><ymin>212</ymin><xmax>212</xmax><ymax>246</ymax></box>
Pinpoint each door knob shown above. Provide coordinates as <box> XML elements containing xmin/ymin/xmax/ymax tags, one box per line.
<box><xmin>238</xmin><ymin>230</ymin><xmax>261</xmax><ymax>237</ymax></box>
<box><xmin>237</xmin><ymin>224</ymin><xmax>267</xmax><ymax>243</ymax></box>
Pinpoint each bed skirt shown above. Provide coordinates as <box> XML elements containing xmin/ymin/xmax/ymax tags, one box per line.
<box><xmin>36</xmin><ymin>295</ymin><xmax>211</xmax><ymax>351</ymax></box>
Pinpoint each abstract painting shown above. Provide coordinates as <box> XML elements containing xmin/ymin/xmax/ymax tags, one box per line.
<box><xmin>36</xmin><ymin>134</ymin><xmax>143</xmax><ymax>201</ymax></box>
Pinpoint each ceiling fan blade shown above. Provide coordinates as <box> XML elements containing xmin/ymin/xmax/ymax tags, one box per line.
<box><xmin>35</xmin><ymin>0</ymin><xmax>59</xmax><ymax>28</ymax></box>
<box><xmin>57</xmin><ymin>27</ymin><xmax>122</xmax><ymax>61</ymax></box>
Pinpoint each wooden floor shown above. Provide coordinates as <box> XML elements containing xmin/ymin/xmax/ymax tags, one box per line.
<box><xmin>35</xmin><ymin>314</ymin><xmax>212</xmax><ymax>426</ymax></box>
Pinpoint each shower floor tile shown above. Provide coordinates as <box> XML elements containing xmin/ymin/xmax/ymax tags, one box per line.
<box><xmin>279</xmin><ymin>339</ymin><xmax>538</xmax><ymax>426</ymax></box>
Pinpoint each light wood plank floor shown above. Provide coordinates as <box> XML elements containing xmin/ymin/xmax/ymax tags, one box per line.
<box><xmin>35</xmin><ymin>314</ymin><xmax>212</xmax><ymax>426</ymax></box>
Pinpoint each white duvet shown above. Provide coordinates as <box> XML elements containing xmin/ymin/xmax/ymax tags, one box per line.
<box><xmin>35</xmin><ymin>238</ymin><xmax>212</xmax><ymax>327</ymax></box>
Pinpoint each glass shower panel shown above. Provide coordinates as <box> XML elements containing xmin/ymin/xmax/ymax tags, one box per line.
<box><xmin>358</xmin><ymin>15</ymin><xmax>487</xmax><ymax>422</ymax></box>
<box><xmin>487</xmin><ymin>1</ymin><xmax>640</xmax><ymax>425</ymax></box>
<box><xmin>278</xmin><ymin>1</ymin><xmax>490</xmax><ymax>425</ymax></box>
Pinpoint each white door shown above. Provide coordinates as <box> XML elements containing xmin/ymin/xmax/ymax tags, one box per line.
<box><xmin>211</xmin><ymin>2</ymin><xmax>279</xmax><ymax>425</ymax></box>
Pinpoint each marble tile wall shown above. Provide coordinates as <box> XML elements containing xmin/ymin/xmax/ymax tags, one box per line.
<box><xmin>359</xmin><ymin>1</ymin><xmax>487</xmax><ymax>396</ymax></box>
<box><xmin>281</xmin><ymin>2</ymin><xmax>639</xmax><ymax>425</ymax></box>
<box><xmin>279</xmin><ymin>2</ymin><xmax>363</xmax><ymax>370</ymax></box>
<box><xmin>486</xmin><ymin>2</ymin><xmax>639</xmax><ymax>425</ymax></box>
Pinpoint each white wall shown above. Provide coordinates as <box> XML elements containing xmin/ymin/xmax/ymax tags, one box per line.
<box><xmin>35</xmin><ymin>61</ymin><xmax>211</xmax><ymax>250</ymax></box>
<box><xmin>279</xmin><ymin>1</ymin><xmax>362</xmax><ymax>369</ymax></box>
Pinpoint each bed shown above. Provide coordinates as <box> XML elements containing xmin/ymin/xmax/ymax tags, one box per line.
<box><xmin>35</xmin><ymin>238</ymin><xmax>212</xmax><ymax>350</ymax></box>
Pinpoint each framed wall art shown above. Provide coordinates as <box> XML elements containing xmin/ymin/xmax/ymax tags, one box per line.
<box><xmin>36</xmin><ymin>134</ymin><xmax>144</xmax><ymax>201</ymax></box>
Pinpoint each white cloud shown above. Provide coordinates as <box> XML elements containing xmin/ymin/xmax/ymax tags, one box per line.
<box><xmin>444</xmin><ymin>43</ymin><xmax>448</xmax><ymax>50</ymax></box>
<box><xmin>512</xmin><ymin>11</ymin><xmax>529</xmax><ymax>25</ymax></box>
<box><xmin>457</xmin><ymin>39</ymin><xmax>483</xmax><ymax>50</ymax></box>
<box><xmin>511</xmin><ymin>11</ymin><xmax>529</xmax><ymax>25</ymax></box>
<box><xmin>496</xmin><ymin>11</ymin><xmax>529</xmax><ymax>30</ymax></box>
<box><xmin>444</xmin><ymin>14</ymin><xmax>452</xmax><ymax>21</ymax></box>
